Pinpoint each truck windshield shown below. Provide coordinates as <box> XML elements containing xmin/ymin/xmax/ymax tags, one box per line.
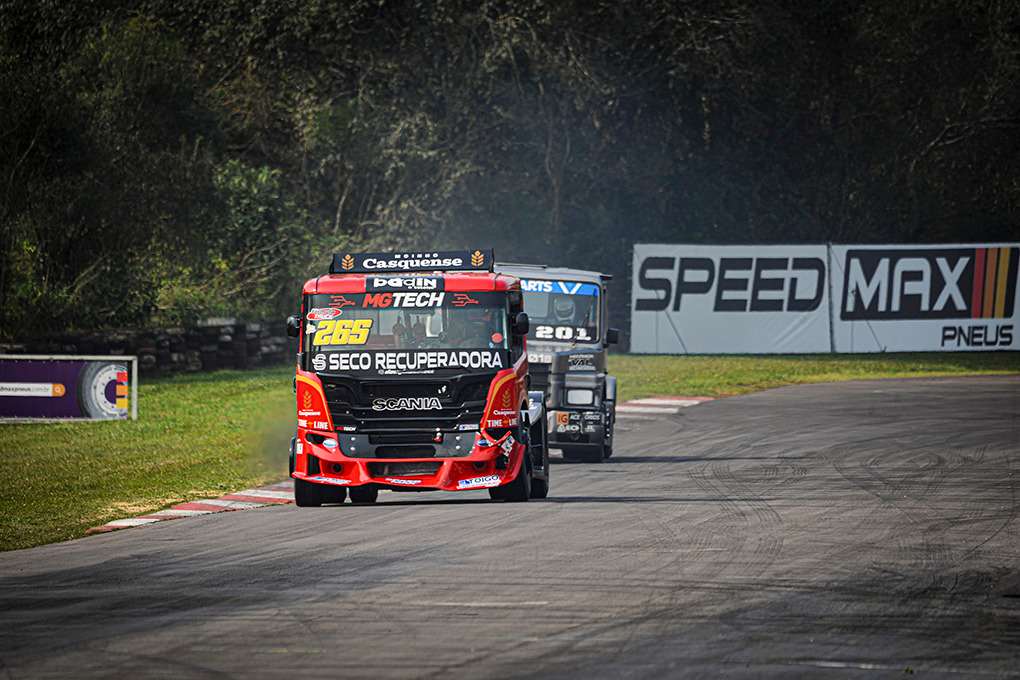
<box><xmin>304</xmin><ymin>292</ymin><xmax>508</xmax><ymax>352</ymax></box>
<box><xmin>519</xmin><ymin>280</ymin><xmax>600</xmax><ymax>344</ymax></box>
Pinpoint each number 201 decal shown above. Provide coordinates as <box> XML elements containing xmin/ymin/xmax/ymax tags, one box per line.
<box><xmin>312</xmin><ymin>319</ymin><xmax>373</xmax><ymax>345</ymax></box>
<box><xmin>534</xmin><ymin>325</ymin><xmax>592</xmax><ymax>341</ymax></box>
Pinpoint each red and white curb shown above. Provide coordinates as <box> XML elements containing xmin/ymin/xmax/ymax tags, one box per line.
<box><xmin>86</xmin><ymin>481</ymin><xmax>294</xmax><ymax>534</ymax></box>
<box><xmin>85</xmin><ymin>400</ymin><xmax>710</xmax><ymax>534</ymax></box>
<box><xmin>615</xmin><ymin>396</ymin><xmax>714</xmax><ymax>419</ymax></box>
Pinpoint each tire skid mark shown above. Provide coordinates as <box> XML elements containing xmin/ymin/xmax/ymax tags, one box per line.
<box><xmin>681</xmin><ymin>458</ymin><xmax>780</xmax><ymax>582</ymax></box>
<box><xmin>706</xmin><ymin>458</ymin><xmax>785</xmax><ymax>579</ymax></box>
<box><xmin>566</xmin><ymin>433</ymin><xmax>795</xmax><ymax>664</ymax></box>
<box><xmin>819</xmin><ymin>438</ymin><xmax>1020</xmax><ymax>656</ymax></box>
<box><xmin>5</xmin><ymin>376</ymin><xmax>1019</xmax><ymax>680</ymax></box>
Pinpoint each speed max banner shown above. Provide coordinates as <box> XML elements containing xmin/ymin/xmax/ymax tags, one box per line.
<box><xmin>631</xmin><ymin>242</ymin><xmax>1020</xmax><ymax>353</ymax></box>
<box><xmin>630</xmin><ymin>244</ymin><xmax>831</xmax><ymax>354</ymax></box>
<box><xmin>830</xmin><ymin>244</ymin><xmax>1020</xmax><ymax>352</ymax></box>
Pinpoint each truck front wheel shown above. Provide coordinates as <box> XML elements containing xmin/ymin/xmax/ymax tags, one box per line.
<box><xmin>529</xmin><ymin>415</ymin><xmax>550</xmax><ymax>499</ymax></box>
<box><xmin>561</xmin><ymin>444</ymin><xmax>604</xmax><ymax>464</ymax></box>
<box><xmin>294</xmin><ymin>478</ymin><xmax>324</xmax><ymax>507</ymax></box>
<box><xmin>602</xmin><ymin>400</ymin><xmax>615</xmax><ymax>459</ymax></box>
<box><xmin>491</xmin><ymin>458</ymin><xmax>531</xmax><ymax>502</ymax></box>
<box><xmin>349</xmin><ymin>486</ymin><xmax>378</xmax><ymax>504</ymax></box>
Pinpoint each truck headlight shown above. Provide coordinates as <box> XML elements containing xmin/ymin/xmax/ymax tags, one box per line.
<box><xmin>566</xmin><ymin>389</ymin><xmax>595</xmax><ymax>406</ymax></box>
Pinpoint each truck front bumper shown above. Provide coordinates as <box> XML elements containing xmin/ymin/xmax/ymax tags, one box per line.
<box><xmin>292</xmin><ymin>430</ymin><xmax>525</xmax><ymax>492</ymax></box>
<box><xmin>547</xmin><ymin>409</ymin><xmax>605</xmax><ymax>446</ymax></box>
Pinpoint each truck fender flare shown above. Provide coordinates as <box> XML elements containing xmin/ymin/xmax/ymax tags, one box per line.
<box><xmin>604</xmin><ymin>376</ymin><xmax>617</xmax><ymax>403</ymax></box>
<box><xmin>526</xmin><ymin>390</ymin><xmax>546</xmax><ymax>425</ymax></box>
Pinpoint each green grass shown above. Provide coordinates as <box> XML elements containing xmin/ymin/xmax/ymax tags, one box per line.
<box><xmin>1</xmin><ymin>353</ymin><xmax>1017</xmax><ymax>552</ymax></box>
<box><xmin>610</xmin><ymin>352</ymin><xmax>1020</xmax><ymax>401</ymax></box>
<box><xmin>0</xmin><ymin>366</ymin><xmax>295</xmax><ymax>552</ymax></box>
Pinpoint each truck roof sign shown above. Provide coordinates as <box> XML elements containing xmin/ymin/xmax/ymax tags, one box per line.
<box><xmin>520</xmin><ymin>280</ymin><xmax>600</xmax><ymax>296</ymax></box>
<box><xmin>330</xmin><ymin>250</ymin><xmax>493</xmax><ymax>274</ymax></box>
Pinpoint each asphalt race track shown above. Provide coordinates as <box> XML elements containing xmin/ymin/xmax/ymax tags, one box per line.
<box><xmin>1</xmin><ymin>375</ymin><xmax>1018</xmax><ymax>679</ymax></box>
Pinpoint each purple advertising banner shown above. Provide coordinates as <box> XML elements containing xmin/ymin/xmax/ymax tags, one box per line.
<box><xmin>0</xmin><ymin>357</ymin><xmax>132</xmax><ymax>421</ymax></box>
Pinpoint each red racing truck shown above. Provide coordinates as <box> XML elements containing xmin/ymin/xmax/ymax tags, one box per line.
<box><xmin>285</xmin><ymin>249</ymin><xmax>550</xmax><ymax>505</ymax></box>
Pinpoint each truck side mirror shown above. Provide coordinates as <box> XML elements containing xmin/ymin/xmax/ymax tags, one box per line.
<box><xmin>606</xmin><ymin>327</ymin><xmax>620</xmax><ymax>345</ymax></box>
<box><xmin>513</xmin><ymin>311</ymin><xmax>530</xmax><ymax>335</ymax></box>
<box><xmin>286</xmin><ymin>315</ymin><xmax>302</xmax><ymax>338</ymax></box>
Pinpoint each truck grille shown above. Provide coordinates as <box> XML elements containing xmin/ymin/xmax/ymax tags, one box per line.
<box><xmin>367</xmin><ymin>461</ymin><xmax>441</xmax><ymax>477</ymax></box>
<box><xmin>375</xmin><ymin>445</ymin><xmax>436</xmax><ymax>458</ymax></box>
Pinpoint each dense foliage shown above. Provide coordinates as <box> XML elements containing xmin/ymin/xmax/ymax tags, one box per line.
<box><xmin>2</xmin><ymin>0</ymin><xmax>1018</xmax><ymax>340</ymax></box>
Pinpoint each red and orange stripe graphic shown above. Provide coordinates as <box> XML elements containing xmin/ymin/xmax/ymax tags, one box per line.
<box><xmin>116</xmin><ymin>370</ymin><xmax>129</xmax><ymax>409</ymax></box>
<box><xmin>971</xmin><ymin>247</ymin><xmax>1018</xmax><ymax>319</ymax></box>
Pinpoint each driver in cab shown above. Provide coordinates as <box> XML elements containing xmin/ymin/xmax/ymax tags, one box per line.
<box><xmin>446</xmin><ymin>307</ymin><xmax>501</xmax><ymax>348</ymax></box>
<box><xmin>552</xmin><ymin>295</ymin><xmax>596</xmax><ymax>340</ymax></box>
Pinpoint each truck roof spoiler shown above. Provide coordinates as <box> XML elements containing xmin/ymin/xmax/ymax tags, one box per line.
<box><xmin>495</xmin><ymin>262</ymin><xmax>548</xmax><ymax>270</ymax></box>
<box><xmin>495</xmin><ymin>262</ymin><xmax>612</xmax><ymax>281</ymax></box>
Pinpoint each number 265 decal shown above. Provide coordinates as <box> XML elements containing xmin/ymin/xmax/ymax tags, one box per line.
<box><xmin>534</xmin><ymin>325</ymin><xmax>592</xmax><ymax>341</ymax></box>
<box><xmin>312</xmin><ymin>319</ymin><xmax>373</xmax><ymax>345</ymax></box>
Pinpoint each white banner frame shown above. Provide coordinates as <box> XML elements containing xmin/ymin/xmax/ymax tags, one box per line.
<box><xmin>0</xmin><ymin>355</ymin><xmax>139</xmax><ymax>422</ymax></box>
<box><xmin>829</xmin><ymin>243</ymin><xmax>1019</xmax><ymax>352</ymax></box>
<box><xmin>630</xmin><ymin>244</ymin><xmax>831</xmax><ymax>354</ymax></box>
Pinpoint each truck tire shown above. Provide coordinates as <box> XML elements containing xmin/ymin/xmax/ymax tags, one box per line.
<box><xmin>529</xmin><ymin>415</ymin><xmax>549</xmax><ymax>499</ymax></box>
<box><xmin>349</xmin><ymin>486</ymin><xmax>378</xmax><ymax>504</ymax></box>
<box><xmin>496</xmin><ymin>458</ymin><xmax>531</xmax><ymax>502</ymax></box>
<box><xmin>602</xmin><ymin>400</ymin><xmax>615</xmax><ymax>459</ymax></box>
<box><xmin>291</xmin><ymin>437</ymin><xmax>327</xmax><ymax>506</ymax></box>
<box><xmin>292</xmin><ymin>438</ymin><xmax>346</xmax><ymax>504</ymax></box>
<box><xmin>323</xmin><ymin>485</ymin><xmax>348</xmax><ymax>504</ymax></box>
<box><xmin>294</xmin><ymin>478</ymin><xmax>324</xmax><ymax>507</ymax></box>
<box><xmin>530</xmin><ymin>474</ymin><xmax>549</xmax><ymax>498</ymax></box>
<box><xmin>561</xmin><ymin>444</ymin><xmax>604</xmax><ymax>463</ymax></box>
